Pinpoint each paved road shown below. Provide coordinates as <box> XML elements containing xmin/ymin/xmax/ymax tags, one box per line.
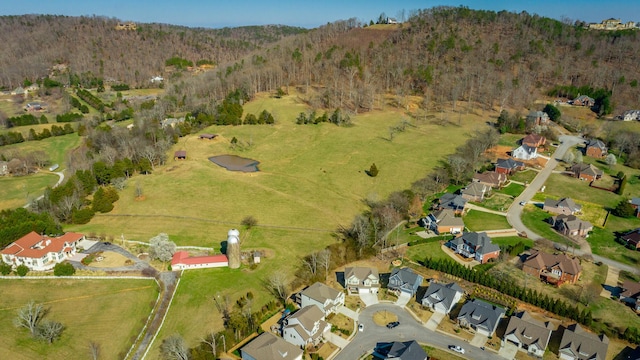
<box><xmin>334</xmin><ymin>303</ymin><xmax>496</xmax><ymax>360</ymax></box>
<box><xmin>23</xmin><ymin>170</ymin><xmax>65</xmax><ymax>208</ymax></box>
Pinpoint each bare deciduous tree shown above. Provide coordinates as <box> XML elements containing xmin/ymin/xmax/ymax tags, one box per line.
<box><xmin>318</xmin><ymin>249</ymin><xmax>332</xmax><ymax>280</ymax></box>
<box><xmin>14</xmin><ymin>301</ymin><xmax>46</xmax><ymax>337</ymax></box>
<box><xmin>160</xmin><ymin>334</ymin><xmax>189</xmax><ymax>360</ymax></box>
<box><xmin>264</xmin><ymin>272</ymin><xmax>290</xmax><ymax>306</ymax></box>
<box><xmin>38</xmin><ymin>320</ymin><xmax>63</xmax><ymax>344</ymax></box>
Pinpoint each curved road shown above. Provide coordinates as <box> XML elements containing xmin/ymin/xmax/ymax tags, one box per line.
<box><xmin>23</xmin><ymin>170</ymin><xmax>65</xmax><ymax>208</ymax></box>
<box><xmin>335</xmin><ymin>303</ymin><xmax>495</xmax><ymax>360</ymax></box>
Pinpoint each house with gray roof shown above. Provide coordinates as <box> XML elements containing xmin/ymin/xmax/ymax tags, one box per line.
<box><xmin>550</xmin><ymin>215</ymin><xmax>592</xmax><ymax>238</ymax></box>
<box><xmin>461</xmin><ymin>181</ymin><xmax>489</xmax><ymax>202</ymax></box>
<box><xmin>438</xmin><ymin>193</ymin><xmax>467</xmax><ymax>214</ymax></box>
<box><xmin>585</xmin><ymin>139</ymin><xmax>608</xmax><ymax>158</ymax></box>
<box><xmin>282</xmin><ymin>305</ymin><xmax>330</xmax><ymax>348</ymax></box>
<box><xmin>496</xmin><ymin>158</ymin><xmax>525</xmax><ymax>175</ymax></box>
<box><xmin>419</xmin><ymin>209</ymin><xmax>464</xmax><ymax>235</ymax></box>
<box><xmin>373</xmin><ymin>340</ymin><xmax>429</xmax><ymax>360</ymax></box>
<box><xmin>344</xmin><ymin>267</ymin><xmax>380</xmax><ymax>294</ymax></box>
<box><xmin>419</xmin><ymin>282</ymin><xmax>464</xmax><ymax>314</ymax></box>
<box><xmin>241</xmin><ymin>332</ymin><xmax>303</xmax><ymax>360</ymax></box>
<box><xmin>543</xmin><ymin>198</ymin><xmax>581</xmax><ymax>216</ymax></box>
<box><xmin>299</xmin><ymin>282</ymin><xmax>344</xmax><ymax>316</ymax></box>
<box><xmin>619</xmin><ymin>280</ymin><xmax>640</xmax><ymax>312</ymax></box>
<box><xmin>457</xmin><ymin>298</ymin><xmax>506</xmax><ymax>336</ymax></box>
<box><xmin>388</xmin><ymin>268</ymin><xmax>423</xmax><ymax>296</ymax></box>
<box><xmin>571</xmin><ymin>163</ymin><xmax>603</xmax><ymax>182</ymax></box>
<box><xmin>559</xmin><ymin>323</ymin><xmax>609</xmax><ymax>360</ymax></box>
<box><xmin>504</xmin><ymin>311</ymin><xmax>554</xmax><ymax>358</ymax></box>
<box><xmin>513</xmin><ymin>144</ymin><xmax>538</xmax><ymax>160</ymax></box>
<box><xmin>448</xmin><ymin>232</ymin><xmax>501</xmax><ymax>264</ymax></box>
<box><xmin>526</xmin><ymin>111</ymin><xmax>550</xmax><ymax>127</ymax></box>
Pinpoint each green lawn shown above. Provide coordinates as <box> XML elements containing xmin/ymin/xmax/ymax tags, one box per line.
<box><xmin>0</xmin><ymin>279</ymin><xmax>158</xmax><ymax>360</ymax></box>
<box><xmin>543</xmin><ymin>173</ymin><xmax>622</xmax><ymax>209</ymax></box>
<box><xmin>520</xmin><ymin>205</ymin><xmax>576</xmax><ymax>247</ymax></box>
<box><xmin>587</xmin><ymin>218</ymin><xmax>640</xmax><ymax>267</ymax></box>
<box><xmin>490</xmin><ymin>236</ymin><xmax>534</xmax><ymax>249</ymax></box>
<box><xmin>0</xmin><ymin>172</ymin><xmax>59</xmax><ymax>209</ymax></box>
<box><xmin>496</xmin><ymin>182</ymin><xmax>525</xmax><ymax>197</ymax></box>
<box><xmin>472</xmin><ymin>195</ymin><xmax>513</xmax><ymax>212</ymax></box>
<box><xmin>464</xmin><ymin>210</ymin><xmax>510</xmax><ymax>231</ymax></box>
<box><xmin>509</xmin><ymin>169</ymin><xmax>537</xmax><ymax>184</ymax></box>
<box><xmin>405</xmin><ymin>241</ymin><xmax>450</xmax><ymax>263</ymax></box>
<box><xmin>498</xmin><ymin>133</ymin><xmax>522</xmax><ymax>147</ymax></box>
<box><xmin>0</xmin><ymin>133</ymin><xmax>81</xmax><ymax>172</ymax></box>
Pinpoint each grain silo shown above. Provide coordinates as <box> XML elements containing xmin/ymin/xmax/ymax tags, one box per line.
<box><xmin>227</xmin><ymin>228</ymin><xmax>241</xmax><ymax>269</ymax></box>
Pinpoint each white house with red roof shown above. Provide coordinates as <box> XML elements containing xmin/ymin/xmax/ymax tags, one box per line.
<box><xmin>1</xmin><ymin>231</ymin><xmax>84</xmax><ymax>271</ymax></box>
<box><xmin>171</xmin><ymin>251</ymin><xmax>229</xmax><ymax>270</ymax></box>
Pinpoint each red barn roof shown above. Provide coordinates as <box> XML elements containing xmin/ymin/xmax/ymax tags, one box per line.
<box><xmin>171</xmin><ymin>251</ymin><xmax>228</xmax><ymax>266</ymax></box>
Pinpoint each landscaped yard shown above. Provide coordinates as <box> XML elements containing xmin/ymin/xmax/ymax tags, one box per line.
<box><xmin>496</xmin><ymin>182</ymin><xmax>525</xmax><ymax>197</ymax></box>
<box><xmin>472</xmin><ymin>194</ymin><xmax>513</xmax><ymax>212</ymax></box>
<box><xmin>406</xmin><ymin>241</ymin><xmax>450</xmax><ymax>263</ymax></box>
<box><xmin>464</xmin><ymin>210</ymin><xmax>510</xmax><ymax>231</ymax></box>
<box><xmin>542</xmin><ymin>173</ymin><xmax>622</xmax><ymax>209</ymax></box>
<box><xmin>490</xmin><ymin>236</ymin><xmax>534</xmax><ymax>250</ymax></box>
<box><xmin>0</xmin><ymin>279</ymin><xmax>158</xmax><ymax>360</ymax></box>
<box><xmin>520</xmin><ymin>205</ymin><xmax>581</xmax><ymax>247</ymax></box>
<box><xmin>509</xmin><ymin>169</ymin><xmax>538</xmax><ymax>184</ymax></box>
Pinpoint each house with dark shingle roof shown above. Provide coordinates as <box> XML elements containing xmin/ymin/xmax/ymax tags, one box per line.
<box><xmin>543</xmin><ymin>198</ymin><xmax>581</xmax><ymax>215</ymax></box>
<box><xmin>522</xmin><ymin>251</ymin><xmax>582</xmax><ymax>285</ymax></box>
<box><xmin>461</xmin><ymin>182</ymin><xmax>489</xmax><ymax>202</ymax></box>
<box><xmin>419</xmin><ymin>209</ymin><xmax>464</xmax><ymax>235</ymax></box>
<box><xmin>281</xmin><ymin>305</ymin><xmax>330</xmax><ymax>348</ymax></box>
<box><xmin>585</xmin><ymin>139</ymin><xmax>608</xmax><ymax>158</ymax></box>
<box><xmin>526</xmin><ymin>111</ymin><xmax>550</xmax><ymax>127</ymax></box>
<box><xmin>473</xmin><ymin>171</ymin><xmax>507</xmax><ymax>188</ymax></box>
<box><xmin>241</xmin><ymin>332</ymin><xmax>303</xmax><ymax>360</ymax></box>
<box><xmin>573</xmin><ymin>95</ymin><xmax>595</xmax><ymax>107</ymax></box>
<box><xmin>388</xmin><ymin>267</ymin><xmax>423</xmax><ymax>296</ymax></box>
<box><xmin>522</xmin><ymin>133</ymin><xmax>546</xmax><ymax>148</ymax></box>
<box><xmin>513</xmin><ymin>144</ymin><xmax>538</xmax><ymax>160</ymax></box>
<box><xmin>559</xmin><ymin>323</ymin><xmax>609</xmax><ymax>360</ymax></box>
<box><xmin>619</xmin><ymin>280</ymin><xmax>640</xmax><ymax>312</ymax></box>
<box><xmin>504</xmin><ymin>311</ymin><xmax>553</xmax><ymax>358</ymax></box>
<box><xmin>174</xmin><ymin>150</ymin><xmax>187</xmax><ymax>160</ymax></box>
<box><xmin>457</xmin><ymin>298</ymin><xmax>506</xmax><ymax>336</ymax></box>
<box><xmin>550</xmin><ymin>215</ymin><xmax>592</xmax><ymax>237</ymax></box>
<box><xmin>571</xmin><ymin>163</ymin><xmax>603</xmax><ymax>182</ymax></box>
<box><xmin>437</xmin><ymin>193</ymin><xmax>467</xmax><ymax>214</ymax></box>
<box><xmin>299</xmin><ymin>282</ymin><xmax>345</xmax><ymax>316</ymax></box>
<box><xmin>496</xmin><ymin>158</ymin><xmax>525</xmax><ymax>175</ymax></box>
<box><xmin>621</xmin><ymin>229</ymin><xmax>640</xmax><ymax>250</ymax></box>
<box><xmin>419</xmin><ymin>282</ymin><xmax>464</xmax><ymax>314</ymax></box>
<box><xmin>629</xmin><ymin>198</ymin><xmax>640</xmax><ymax>219</ymax></box>
<box><xmin>373</xmin><ymin>340</ymin><xmax>429</xmax><ymax>360</ymax></box>
<box><xmin>448</xmin><ymin>232</ymin><xmax>501</xmax><ymax>264</ymax></box>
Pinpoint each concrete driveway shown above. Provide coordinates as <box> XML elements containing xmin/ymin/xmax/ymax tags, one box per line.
<box><xmin>325</xmin><ymin>331</ymin><xmax>349</xmax><ymax>349</ymax></box>
<box><xmin>338</xmin><ymin>306</ymin><xmax>359</xmax><ymax>321</ymax></box>
<box><xmin>359</xmin><ymin>292</ymin><xmax>379</xmax><ymax>306</ymax></box>
<box><xmin>498</xmin><ymin>341</ymin><xmax>519</xmax><ymax>359</ymax></box>
<box><xmin>470</xmin><ymin>333</ymin><xmax>488</xmax><ymax>347</ymax></box>
<box><xmin>425</xmin><ymin>311</ymin><xmax>446</xmax><ymax>330</ymax></box>
<box><xmin>395</xmin><ymin>292</ymin><xmax>411</xmax><ymax>307</ymax></box>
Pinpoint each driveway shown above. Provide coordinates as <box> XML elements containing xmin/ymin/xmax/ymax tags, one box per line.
<box><xmin>600</xmin><ymin>266</ymin><xmax>621</xmax><ymax>298</ymax></box>
<box><xmin>359</xmin><ymin>292</ymin><xmax>379</xmax><ymax>306</ymax></box>
<box><xmin>425</xmin><ymin>311</ymin><xmax>446</xmax><ymax>330</ymax></box>
<box><xmin>325</xmin><ymin>331</ymin><xmax>350</xmax><ymax>349</ymax></box>
<box><xmin>498</xmin><ymin>341</ymin><xmax>519</xmax><ymax>359</ymax></box>
<box><xmin>470</xmin><ymin>333</ymin><xmax>488</xmax><ymax>347</ymax></box>
<box><xmin>395</xmin><ymin>292</ymin><xmax>411</xmax><ymax>307</ymax></box>
<box><xmin>337</xmin><ymin>306</ymin><xmax>359</xmax><ymax>321</ymax></box>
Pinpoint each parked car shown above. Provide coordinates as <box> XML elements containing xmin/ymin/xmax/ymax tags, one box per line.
<box><xmin>358</xmin><ymin>323</ymin><xmax>364</xmax><ymax>332</ymax></box>
<box><xmin>386</xmin><ymin>321</ymin><xmax>399</xmax><ymax>329</ymax></box>
<box><xmin>519</xmin><ymin>201</ymin><xmax>526</xmax><ymax>206</ymax></box>
<box><xmin>449</xmin><ymin>345</ymin><xmax>465</xmax><ymax>354</ymax></box>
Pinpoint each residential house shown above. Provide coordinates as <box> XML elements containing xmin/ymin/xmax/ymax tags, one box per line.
<box><xmin>504</xmin><ymin>311</ymin><xmax>554</xmax><ymax>358</ymax></box>
<box><xmin>373</xmin><ymin>340</ymin><xmax>429</xmax><ymax>360</ymax></box>
<box><xmin>174</xmin><ymin>150</ymin><xmax>187</xmax><ymax>160</ymax></box>
<box><xmin>161</xmin><ymin>117</ymin><xmax>185</xmax><ymax>128</ymax></box>
<box><xmin>282</xmin><ymin>305</ymin><xmax>330</xmax><ymax>348</ymax></box>
<box><xmin>461</xmin><ymin>182</ymin><xmax>489</xmax><ymax>202</ymax></box>
<box><xmin>571</xmin><ymin>163</ymin><xmax>603</xmax><ymax>182</ymax></box>
<box><xmin>24</xmin><ymin>102</ymin><xmax>48</xmax><ymax>112</ymax></box>
<box><xmin>419</xmin><ymin>282</ymin><xmax>464</xmax><ymax>314</ymax></box>
<box><xmin>522</xmin><ymin>251</ymin><xmax>582</xmax><ymax>285</ymax></box>
<box><xmin>550</xmin><ymin>215</ymin><xmax>593</xmax><ymax>237</ymax></box>
<box><xmin>419</xmin><ymin>209</ymin><xmax>464</xmax><ymax>235</ymax></box>
<box><xmin>437</xmin><ymin>193</ymin><xmax>467</xmax><ymax>214</ymax></box>
<box><xmin>241</xmin><ymin>332</ymin><xmax>303</xmax><ymax>360</ymax></box>
<box><xmin>1</xmin><ymin>231</ymin><xmax>84</xmax><ymax>271</ymax></box>
<box><xmin>388</xmin><ymin>267</ymin><xmax>423</xmax><ymax>296</ymax></box>
<box><xmin>622</xmin><ymin>110</ymin><xmax>640</xmax><ymax>121</ymax></box>
<box><xmin>585</xmin><ymin>139</ymin><xmax>608</xmax><ymax>158</ymax></box>
<box><xmin>573</xmin><ymin>95</ymin><xmax>595</xmax><ymax>107</ymax></box>
<box><xmin>621</xmin><ymin>229</ymin><xmax>640</xmax><ymax>250</ymax></box>
<box><xmin>543</xmin><ymin>198</ymin><xmax>581</xmax><ymax>215</ymax></box>
<box><xmin>496</xmin><ymin>158</ymin><xmax>525</xmax><ymax>175</ymax></box>
<box><xmin>512</xmin><ymin>144</ymin><xmax>538</xmax><ymax>161</ymax></box>
<box><xmin>150</xmin><ymin>76</ymin><xmax>164</xmax><ymax>83</ymax></box>
<box><xmin>522</xmin><ymin>134</ymin><xmax>547</xmax><ymax>148</ymax></box>
<box><xmin>299</xmin><ymin>282</ymin><xmax>345</xmax><ymax>316</ymax></box>
<box><xmin>559</xmin><ymin>323</ymin><xmax>609</xmax><ymax>360</ymax></box>
<box><xmin>457</xmin><ymin>298</ymin><xmax>506</xmax><ymax>336</ymax></box>
<box><xmin>11</xmin><ymin>86</ymin><xmax>25</xmax><ymax>96</ymax></box>
<box><xmin>344</xmin><ymin>267</ymin><xmax>380</xmax><ymax>294</ymax></box>
<box><xmin>526</xmin><ymin>111</ymin><xmax>550</xmax><ymax>127</ymax></box>
<box><xmin>0</xmin><ymin>161</ymin><xmax>7</xmax><ymax>176</ymax></box>
<box><xmin>473</xmin><ymin>171</ymin><xmax>507</xmax><ymax>189</ymax></box>
<box><xmin>171</xmin><ymin>251</ymin><xmax>228</xmax><ymax>270</ymax></box>
<box><xmin>619</xmin><ymin>280</ymin><xmax>640</xmax><ymax>312</ymax></box>
<box><xmin>448</xmin><ymin>232</ymin><xmax>501</xmax><ymax>264</ymax></box>
<box><xmin>629</xmin><ymin>198</ymin><xmax>640</xmax><ymax>219</ymax></box>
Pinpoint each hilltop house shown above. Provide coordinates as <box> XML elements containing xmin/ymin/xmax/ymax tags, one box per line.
<box><xmin>344</xmin><ymin>267</ymin><xmax>380</xmax><ymax>294</ymax></box>
<box><xmin>437</xmin><ymin>193</ymin><xmax>467</xmax><ymax>214</ymax></box>
<box><xmin>571</xmin><ymin>163</ymin><xmax>603</xmax><ymax>182</ymax></box>
<box><xmin>298</xmin><ymin>282</ymin><xmax>344</xmax><ymax>316</ymax></box>
<box><xmin>526</xmin><ymin>111</ymin><xmax>550</xmax><ymax>127</ymax></box>
<box><xmin>419</xmin><ymin>282</ymin><xmax>464</xmax><ymax>314</ymax></box>
<box><xmin>621</xmin><ymin>229</ymin><xmax>640</xmax><ymax>250</ymax></box>
<box><xmin>559</xmin><ymin>324</ymin><xmax>609</xmax><ymax>360</ymax></box>
<box><xmin>543</xmin><ymin>198</ymin><xmax>581</xmax><ymax>215</ymax></box>
<box><xmin>522</xmin><ymin>251</ymin><xmax>582</xmax><ymax>285</ymax></box>
<box><xmin>619</xmin><ymin>280</ymin><xmax>640</xmax><ymax>312</ymax></box>
<box><xmin>461</xmin><ymin>182</ymin><xmax>489</xmax><ymax>202</ymax></box>
<box><xmin>282</xmin><ymin>305</ymin><xmax>330</xmax><ymax>348</ymax></box>
<box><xmin>388</xmin><ymin>268</ymin><xmax>423</xmax><ymax>296</ymax></box>
<box><xmin>448</xmin><ymin>232</ymin><xmax>501</xmax><ymax>264</ymax></box>
<box><xmin>419</xmin><ymin>209</ymin><xmax>464</xmax><ymax>235</ymax></box>
<box><xmin>1</xmin><ymin>232</ymin><xmax>84</xmax><ymax>271</ymax></box>
<box><xmin>496</xmin><ymin>158</ymin><xmax>525</xmax><ymax>175</ymax></box>
<box><xmin>522</xmin><ymin>133</ymin><xmax>546</xmax><ymax>148</ymax></box>
<box><xmin>622</xmin><ymin>110</ymin><xmax>640</xmax><ymax>121</ymax></box>
<box><xmin>457</xmin><ymin>298</ymin><xmax>506</xmax><ymax>336</ymax></box>
<box><xmin>585</xmin><ymin>139</ymin><xmax>608</xmax><ymax>158</ymax></box>
<box><xmin>513</xmin><ymin>144</ymin><xmax>538</xmax><ymax>161</ymax></box>
<box><xmin>241</xmin><ymin>332</ymin><xmax>303</xmax><ymax>360</ymax></box>
<box><xmin>373</xmin><ymin>340</ymin><xmax>429</xmax><ymax>360</ymax></box>
<box><xmin>171</xmin><ymin>251</ymin><xmax>229</xmax><ymax>270</ymax></box>
<box><xmin>473</xmin><ymin>171</ymin><xmax>507</xmax><ymax>188</ymax></box>
<box><xmin>504</xmin><ymin>311</ymin><xmax>554</xmax><ymax>358</ymax></box>
<box><xmin>550</xmin><ymin>215</ymin><xmax>592</xmax><ymax>237</ymax></box>
<box><xmin>572</xmin><ymin>95</ymin><xmax>595</xmax><ymax>107</ymax></box>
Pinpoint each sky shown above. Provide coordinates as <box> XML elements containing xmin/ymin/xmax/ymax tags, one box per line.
<box><xmin>0</xmin><ymin>0</ymin><xmax>636</xmax><ymax>29</ymax></box>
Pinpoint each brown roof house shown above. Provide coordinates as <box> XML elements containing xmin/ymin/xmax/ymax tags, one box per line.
<box><xmin>543</xmin><ymin>198</ymin><xmax>581</xmax><ymax>215</ymax></box>
<box><xmin>473</xmin><ymin>171</ymin><xmax>507</xmax><ymax>188</ymax></box>
<box><xmin>448</xmin><ymin>232</ymin><xmax>501</xmax><ymax>264</ymax></box>
<box><xmin>526</xmin><ymin>111</ymin><xmax>550</xmax><ymax>127</ymax></box>
<box><xmin>461</xmin><ymin>182</ymin><xmax>489</xmax><ymax>202</ymax></box>
<box><xmin>419</xmin><ymin>209</ymin><xmax>465</xmax><ymax>235</ymax></box>
<box><xmin>298</xmin><ymin>282</ymin><xmax>345</xmax><ymax>316</ymax></box>
<box><xmin>281</xmin><ymin>305</ymin><xmax>330</xmax><ymax>348</ymax></box>
<box><xmin>550</xmin><ymin>215</ymin><xmax>593</xmax><ymax>238</ymax></box>
<box><xmin>585</xmin><ymin>139</ymin><xmax>608</xmax><ymax>158</ymax></box>
<box><xmin>571</xmin><ymin>163</ymin><xmax>603</xmax><ymax>182</ymax></box>
<box><xmin>344</xmin><ymin>267</ymin><xmax>380</xmax><ymax>294</ymax></box>
<box><xmin>503</xmin><ymin>311</ymin><xmax>554</xmax><ymax>358</ymax></box>
<box><xmin>522</xmin><ymin>133</ymin><xmax>547</xmax><ymax>148</ymax></box>
<box><xmin>496</xmin><ymin>158</ymin><xmax>525</xmax><ymax>175</ymax></box>
<box><xmin>241</xmin><ymin>332</ymin><xmax>303</xmax><ymax>360</ymax></box>
<box><xmin>621</xmin><ymin>229</ymin><xmax>640</xmax><ymax>250</ymax></box>
<box><xmin>619</xmin><ymin>280</ymin><xmax>640</xmax><ymax>313</ymax></box>
<box><xmin>559</xmin><ymin>323</ymin><xmax>609</xmax><ymax>360</ymax></box>
<box><xmin>174</xmin><ymin>150</ymin><xmax>186</xmax><ymax>160</ymax></box>
<box><xmin>573</xmin><ymin>95</ymin><xmax>595</xmax><ymax>107</ymax></box>
<box><xmin>522</xmin><ymin>251</ymin><xmax>582</xmax><ymax>285</ymax></box>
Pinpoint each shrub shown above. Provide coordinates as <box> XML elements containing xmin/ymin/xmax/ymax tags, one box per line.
<box><xmin>241</xmin><ymin>215</ymin><xmax>258</xmax><ymax>229</ymax></box>
<box><xmin>0</xmin><ymin>262</ymin><xmax>12</xmax><ymax>275</ymax></box>
<box><xmin>368</xmin><ymin>163</ymin><xmax>379</xmax><ymax>177</ymax></box>
<box><xmin>15</xmin><ymin>264</ymin><xmax>29</xmax><ymax>277</ymax></box>
<box><xmin>72</xmin><ymin>208</ymin><xmax>95</xmax><ymax>224</ymax></box>
<box><xmin>53</xmin><ymin>262</ymin><xmax>76</xmax><ymax>276</ymax></box>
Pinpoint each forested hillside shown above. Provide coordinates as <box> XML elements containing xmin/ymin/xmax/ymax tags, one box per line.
<box><xmin>0</xmin><ymin>14</ymin><xmax>306</xmax><ymax>88</ymax></box>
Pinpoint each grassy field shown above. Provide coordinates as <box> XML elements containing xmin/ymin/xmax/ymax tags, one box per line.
<box><xmin>0</xmin><ymin>279</ymin><xmax>158</xmax><ymax>360</ymax></box>
<box><xmin>405</xmin><ymin>241</ymin><xmax>450</xmax><ymax>263</ymax></box>
<box><xmin>509</xmin><ymin>169</ymin><xmax>538</xmax><ymax>184</ymax></box>
<box><xmin>496</xmin><ymin>182</ymin><xmax>525</xmax><ymax>197</ymax></box>
<box><xmin>0</xmin><ymin>172</ymin><xmax>59</xmax><ymax>209</ymax></box>
<box><xmin>542</xmin><ymin>173</ymin><xmax>622</xmax><ymax>210</ymax></box>
<box><xmin>520</xmin><ymin>205</ymin><xmax>576</xmax><ymax>246</ymax></box>
<box><xmin>463</xmin><ymin>210</ymin><xmax>510</xmax><ymax>231</ymax></box>
<box><xmin>490</xmin><ymin>236</ymin><xmax>534</xmax><ymax>249</ymax></box>
<box><xmin>0</xmin><ymin>133</ymin><xmax>81</xmax><ymax>171</ymax></box>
